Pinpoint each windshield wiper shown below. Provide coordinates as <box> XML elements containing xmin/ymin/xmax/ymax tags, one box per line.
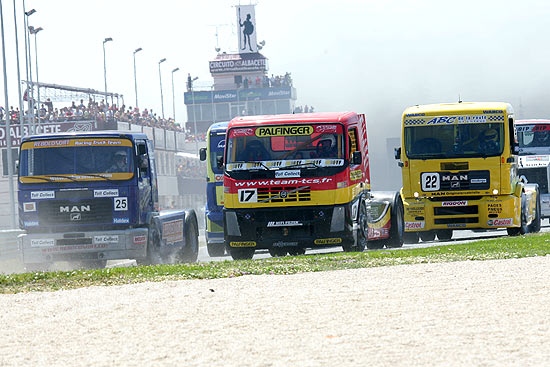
<box><xmin>21</xmin><ymin>176</ymin><xmax>53</xmax><ymax>182</ymax></box>
<box><xmin>284</xmin><ymin>161</ymin><xmax>321</xmax><ymax>169</ymax></box>
<box><xmin>230</xmin><ymin>161</ymin><xmax>271</xmax><ymax>171</ymax></box>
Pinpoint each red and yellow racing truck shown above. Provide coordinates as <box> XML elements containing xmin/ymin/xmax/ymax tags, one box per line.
<box><xmin>221</xmin><ymin>112</ymin><xmax>403</xmax><ymax>259</ymax></box>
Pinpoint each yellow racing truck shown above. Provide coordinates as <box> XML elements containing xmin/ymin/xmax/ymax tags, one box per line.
<box><xmin>395</xmin><ymin>102</ymin><xmax>540</xmax><ymax>242</ymax></box>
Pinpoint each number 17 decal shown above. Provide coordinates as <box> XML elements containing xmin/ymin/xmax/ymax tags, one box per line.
<box><xmin>238</xmin><ymin>188</ymin><xmax>258</xmax><ymax>203</ymax></box>
<box><xmin>421</xmin><ymin>172</ymin><xmax>440</xmax><ymax>191</ymax></box>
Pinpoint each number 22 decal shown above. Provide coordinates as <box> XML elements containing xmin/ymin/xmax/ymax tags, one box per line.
<box><xmin>421</xmin><ymin>173</ymin><xmax>440</xmax><ymax>191</ymax></box>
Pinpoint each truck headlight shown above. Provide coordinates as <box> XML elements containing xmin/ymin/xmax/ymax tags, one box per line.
<box><xmin>493</xmin><ymin>189</ymin><xmax>499</xmax><ymax>195</ymax></box>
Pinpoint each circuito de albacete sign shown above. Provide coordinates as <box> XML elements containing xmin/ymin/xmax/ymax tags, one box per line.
<box><xmin>0</xmin><ymin>121</ymin><xmax>94</xmax><ymax>148</ymax></box>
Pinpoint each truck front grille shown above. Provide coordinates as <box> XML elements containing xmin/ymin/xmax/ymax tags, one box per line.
<box><xmin>518</xmin><ymin>167</ymin><xmax>548</xmax><ymax>193</ymax></box>
<box><xmin>257</xmin><ymin>186</ymin><xmax>311</xmax><ymax>203</ymax></box>
<box><xmin>37</xmin><ymin>199</ymin><xmax>113</xmax><ymax>225</ymax></box>
<box><xmin>434</xmin><ymin>206</ymin><xmax>478</xmax><ymax>216</ymax></box>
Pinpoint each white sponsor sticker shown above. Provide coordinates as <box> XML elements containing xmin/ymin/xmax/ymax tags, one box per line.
<box><xmin>441</xmin><ymin>201</ymin><xmax>468</xmax><ymax>207</ymax></box>
<box><xmin>470</xmin><ymin>179</ymin><xmax>487</xmax><ymax>184</ymax></box>
<box><xmin>30</xmin><ymin>191</ymin><xmax>55</xmax><ymax>199</ymax></box>
<box><xmin>405</xmin><ymin>221</ymin><xmax>425</xmax><ymax>230</ymax></box>
<box><xmin>94</xmin><ymin>189</ymin><xmax>119</xmax><ymax>197</ymax></box>
<box><xmin>23</xmin><ymin>202</ymin><xmax>36</xmax><ymax>212</ymax></box>
<box><xmin>421</xmin><ymin>173</ymin><xmax>440</xmax><ymax>191</ymax></box>
<box><xmin>275</xmin><ymin>170</ymin><xmax>301</xmax><ymax>179</ymax></box>
<box><xmin>30</xmin><ymin>239</ymin><xmax>55</xmax><ymax>247</ymax></box>
<box><xmin>487</xmin><ymin>218</ymin><xmax>513</xmax><ymax>227</ymax></box>
<box><xmin>267</xmin><ymin>221</ymin><xmax>302</xmax><ymax>227</ymax></box>
<box><xmin>94</xmin><ymin>235</ymin><xmax>119</xmax><ymax>244</ymax></box>
<box><xmin>273</xmin><ymin>241</ymin><xmax>299</xmax><ymax>247</ymax></box>
<box><xmin>214</xmin><ymin>174</ymin><xmax>223</xmax><ymax>182</ymax></box>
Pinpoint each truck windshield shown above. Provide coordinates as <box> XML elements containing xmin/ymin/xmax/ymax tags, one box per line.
<box><xmin>225</xmin><ymin>123</ymin><xmax>345</xmax><ymax>170</ymax></box>
<box><xmin>19</xmin><ymin>138</ymin><xmax>134</xmax><ymax>182</ymax></box>
<box><xmin>517</xmin><ymin>124</ymin><xmax>550</xmax><ymax>154</ymax></box>
<box><xmin>404</xmin><ymin>123</ymin><xmax>505</xmax><ymax>159</ymax></box>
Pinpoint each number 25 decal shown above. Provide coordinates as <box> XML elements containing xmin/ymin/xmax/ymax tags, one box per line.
<box><xmin>114</xmin><ymin>197</ymin><xmax>128</xmax><ymax>211</ymax></box>
<box><xmin>421</xmin><ymin>173</ymin><xmax>440</xmax><ymax>191</ymax></box>
<box><xmin>238</xmin><ymin>189</ymin><xmax>257</xmax><ymax>203</ymax></box>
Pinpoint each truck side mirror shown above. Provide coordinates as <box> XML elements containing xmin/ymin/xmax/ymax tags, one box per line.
<box><xmin>351</xmin><ymin>151</ymin><xmax>362</xmax><ymax>165</ymax></box>
<box><xmin>216</xmin><ymin>156</ymin><xmax>224</xmax><ymax>169</ymax></box>
<box><xmin>139</xmin><ymin>154</ymin><xmax>149</xmax><ymax>169</ymax></box>
<box><xmin>199</xmin><ymin>148</ymin><xmax>206</xmax><ymax>161</ymax></box>
<box><xmin>15</xmin><ymin>160</ymin><xmax>19</xmax><ymax>174</ymax></box>
<box><xmin>394</xmin><ymin>147</ymin><xmax>401</xmax><ymax>160</ymax></box>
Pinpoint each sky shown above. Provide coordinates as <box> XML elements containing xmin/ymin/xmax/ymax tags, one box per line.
<box><xmin>1</xmin><ymin>0</ymin><xmax>550</xmax><ymax>188</ymax></box>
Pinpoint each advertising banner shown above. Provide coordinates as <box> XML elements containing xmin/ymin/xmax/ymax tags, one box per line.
<box><xmin>184</xmin><ymin>87</ymin><xmax>293</xmax><ymax>104</ymax></box>
<box><xmin>0</xmin><ymin>121</ymin><xmax>95</xmax><ymax>148</ymax></box>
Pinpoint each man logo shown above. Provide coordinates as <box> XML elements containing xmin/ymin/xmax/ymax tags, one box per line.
<box><xmin>70</xmin><ymin>213</ymin><xmax>81</xmax><ymax>221</ymax></box>
<box><xmin>280</xmin><ymin>191</ymin><xmax>288</xmax><ymax>199</ymax></box>
<box><xmin>60</xmin><ymin>205</ymin><xmax>91</xmax><ymax>213</ymax></box>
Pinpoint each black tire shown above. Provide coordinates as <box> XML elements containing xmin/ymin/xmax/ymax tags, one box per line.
<box><xmin>287</xmin><ymin>247</ymin><xmax>306</xmax><ymax>256</ymax></box>
<box><xmin>419</xmin><ymin>231</ymin><xmax>436</xmax><ymax>242</ymax></box>
<box><xmin>528</xmin><ymin>190</ymin><xmax>541</xmax><ymax>233</ymax></box>
<box><xmin>207</xmin><ymin>242</ymin><xmax>225</xmax><ymax>257</ymax></box>
<box><xmin>179</xmin><ymin>211</ymin><xmax>199</xmax><ymax>263</ymax></box>
<box><xmin>139</xmin><ymin>224</ymin><xmax>162</xmax><ymax>265</ymax></box>
<box><xmin>345</xmin><ymin>198</ymin><xmax>369</xmax><ymax>252</ymax></box>
<box><xmin>508</xmin><ymin>193</ymin><xmax>529</xmax><ymax>236</ymax></box>
<box><xmin>403</xmin><ymin>231</ymin><xmax>419</xmax><ymax>244</ymax></box>
<box><xmin>269</xmin><ymin>247</ymin><xmax>287</xmax><ymax>257</ymax></box>
<box><xmin>435</xmin><ymin>229</ymin><xmax>453</xmax><ymax>241</ymax></box>
<box><xmin>380</xmin><ymin>195</ymin><xmax>404</xmax><ymax>248</ymax></box>
<box><xmin>228</xmin><ymin>247</ymin><xmax>255</xmax><ymax>260</ymax></box>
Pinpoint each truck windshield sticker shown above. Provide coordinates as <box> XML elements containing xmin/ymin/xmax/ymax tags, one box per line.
<box><xmin>405</xmin><ymin>114</ymin><xmax>504</xmax><ymax>126</ymax></box>
<box><xmin>19</xmin><ymin>138</ymin><xmax>135</xmax><ymax>182</ymax></box>
<box><xmin>255</xmin><ymin>125</ymin><xmax>313</xmax><ymax>137</ymax></box>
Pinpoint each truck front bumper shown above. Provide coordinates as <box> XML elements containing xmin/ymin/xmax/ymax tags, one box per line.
<box><xmin>19</xmin><ymin>228</ymin><xmax>148</xmax><ymax>264</ymax></box>
<box><xmin>224</xmin><ymin>205</ymin><xmax>354</xmax><ymax>250</ymax></box>
<box><xmin>403</xmin><ymin>195</ymin><xmax>521</xmax><ymax>232</ymax></box>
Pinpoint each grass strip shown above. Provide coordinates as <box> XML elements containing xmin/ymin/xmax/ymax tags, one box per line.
<box><xmin>2</xmin><ymin>232</ymin><xmax>550</xmax><ymax>293</ymax></box>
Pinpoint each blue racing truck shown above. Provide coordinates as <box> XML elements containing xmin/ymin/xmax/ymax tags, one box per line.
<box><xmin>199</xmin><ymin>121</ymin><xmax>228</xmax><ymax>256</ymax></box>
<box><xmin>17</xmin><ymin>131</ymin><xmax>199</xmax><ymax>270</ymax></box>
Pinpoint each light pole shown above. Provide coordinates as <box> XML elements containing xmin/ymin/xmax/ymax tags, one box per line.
<box><xmin>171</xmin><ymin>67</ymin><xmax>179</xmax><ymax>121</ymax></box>
<box><xmin>29</xmin><ymin>26</ymin><xmax>42</xmax><ymax>123</ymax></box>
<box><xmin>102</xmin><ymin>37</ymin><xmax>112</xmax><ymax>105</ymax></box>
<box><xmin>133</xmin><ymin>47</ymin><xmax>142</xmax><ymax>109</ymax></box>
<box><xmin>0</xmin><ymin>0</ymin><xmax>16</xmax><ymax>227</ymax></box>
<box><xmin>191</xmin><ymin>76</ymin><xmax>199</xmax><ymax>151</ymax></box>
<box><xmin>158</xmin><ymin>58</ymin><xmax>166</xmax><ymax>119</ymax></box>
<box><xmin>12</xmin><ymin>0</ymin><xmax>24</xmax><ymax>132</ymax></box>
<box><xmin>24</xmin><ymin>6</ymin><xmax>35</xmax><ymax>127</ymax></box>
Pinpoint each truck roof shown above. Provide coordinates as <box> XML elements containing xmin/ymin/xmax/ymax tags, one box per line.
<box><xmin>516</xmin><ymin>119</ymin><xmax>550</xmax><ymax>124</ymax></box>
<box><xmin>208</xmin><ymin>121</ymin><xmax>229</xmax><ymax>135</ymax></box>
<box><xmin>227</xmin><ymin>112</ymin><xmax>357</xmax><ymax>128</ymax></box>
<box><xmin>403</xmin><ymin>102</ymin><xmax>513</xmax><ymax>116</ymax></box>
<box><xmin>20</xmin><ymin>130</ymin><xmax>148</xmax><ymax>143</ymax></box>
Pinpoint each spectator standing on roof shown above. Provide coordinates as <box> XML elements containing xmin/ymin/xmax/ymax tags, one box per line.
<box><xmin>187</xmin><ymin>73</ymin><xmax>193</xmax><ymax>91</ymax></box>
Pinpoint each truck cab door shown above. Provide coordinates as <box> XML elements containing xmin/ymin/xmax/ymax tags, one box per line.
<box><xmin>136</xmin><ymin>140</ymin><xmax>156</xmax><ymax>221</ymax></box>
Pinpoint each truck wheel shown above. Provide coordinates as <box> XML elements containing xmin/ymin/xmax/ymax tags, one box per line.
<box><xmin>207</xmin><ymin>242</ymin><xmax>225</xmax><ymax>257</ymax></box>
<box><xmin>228</xmin><ymin>247</ymin><xmax>255</xmax><ymax>260</ymax></box>
<box><xmin>528</xmin><ymin>190</ymin><xmax>541</xmax><ymax>233</ymax></box>
<box><xmin>269</xmin><ymin>247</ymin><xmax>287</xmax><ymax>257</ymax></box>
<box><xmin>419</xmin><ymin>231</ymin><xmax>436</xmax><ymax>242</ymax></box>
<box><xmin>435</xmin><ymin>229</ymin><xmax>453</xmax><ymax>241</ymax></box>
<box><xmin>287</xmin><ymin>247</ymin><xmax>306</xmax><ymax>256</ymax></box>
<box><xmin>508</xmin><ymin>193</ymin><xmax>529</xmax><ymax>236</ymax></box>
<box><xmin>346</xmin><ymin>198</ymin><xmax>369</xmax><ymax>251</ymax></box>
<box><xmin>179</xmin><ymin>211</ymin><xmax>199</xmax><ymax>263</ymax></box>
<box><xmin>382</xmin><ymin>195</ymin><xmax>404</xmax><ymax>248</ymax></box>
<box><xmin>403</xmin><ymin>231</ymin><xmax>419</xmax><ymax>244</ymax></box>
<box><xmin>140</xmin><ymin>224</ymin><xmax>162</xmax><ymax>265</ymax></box>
